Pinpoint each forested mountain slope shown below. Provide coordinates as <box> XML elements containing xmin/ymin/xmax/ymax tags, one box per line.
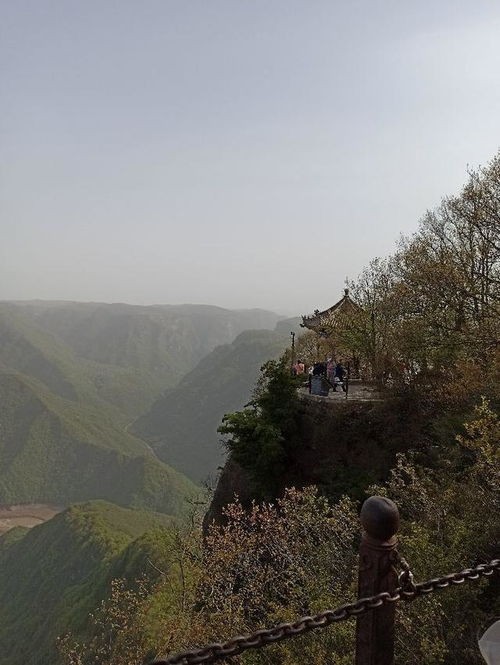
<box><xmin>0</xmin><ymin>501</ymin><xmax>175</xmax><ymax>665</ymax></box>
<box><xmin>0</xmin><ymin>371</ymin><xmax>197</xmax><ymax>512</ymax></box>
<box><xmin>0</xmin><ymin>307</ymin><xmax>145</xmax><ymax>421</ymax></box>
<box><xmin>132</xmin><ymin>329</ymin><xmax>290</xmax><ymax>482</ymax></box>
<box><xmin>0</xmin><ymin>302</ymin><xmax>282</xmax><ymax>420</ymax></box>
<box><xmin>0</xmin><ymin>301</ymin><xmax>283</xmax><ymax>508</ymax></box>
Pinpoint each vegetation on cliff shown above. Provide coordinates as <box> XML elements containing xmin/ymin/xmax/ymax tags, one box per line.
<box><xmin>57</xmin><ymin>400</ymin><xmax>499</xmax><ymax>665</ymax></box>
<box><xmin>313</xmin><ymin>155</ymin><xmax>499</xmax><ymax>403</ymax></box>
<box><xmin>218</xmin><ymin>356</ymin><xmax>301</xmax><ymax>498</ymax></box>
<box><xmin>220</xmin><ymin>153</ymin><xmax>500</xmax><ymax>504</ymax></box>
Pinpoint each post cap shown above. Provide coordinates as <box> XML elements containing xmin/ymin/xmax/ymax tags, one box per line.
<box><xmin>360</xmin><ymin>496</ymin><xmax>400</xmax><ymax>542</ymax></box>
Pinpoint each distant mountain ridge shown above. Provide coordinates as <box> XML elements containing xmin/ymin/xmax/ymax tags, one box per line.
<box><xmin>0</xmin><ymin>301</ymin><xmax>283</xmax><ymax>418</ymax></box>
<box><xmin>0</xmin><ymin>300</ymin><xmax>282</xmax><ymax>375</ymax></box>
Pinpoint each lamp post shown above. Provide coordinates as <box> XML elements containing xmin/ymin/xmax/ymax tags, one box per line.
<box><xmin>290</xmin><ymin>331</ymin><xmax>296</xmax><ymax>372</ymax></box>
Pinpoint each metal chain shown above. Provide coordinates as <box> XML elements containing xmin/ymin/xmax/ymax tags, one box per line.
<box><xmin>151</xmin><ymin>558</ymin><xmax>499</xmax><ymax>665</ymax></box>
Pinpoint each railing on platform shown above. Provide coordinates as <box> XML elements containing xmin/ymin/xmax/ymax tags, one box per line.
<box><xmin>151</xmin><ymin>496</ymin><xmax>499</xmax><ymax>665</ymax></box>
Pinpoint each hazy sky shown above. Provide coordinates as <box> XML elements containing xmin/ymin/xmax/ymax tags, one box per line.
<box><xmin>2</xmin><ymin>1</ymin><xmax>500</xmax><ymax>314</ymax></box>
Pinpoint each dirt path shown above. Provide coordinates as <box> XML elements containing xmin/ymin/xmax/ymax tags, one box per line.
<box><xmin>0</xmin><ymin>504</ymin><xmax>63</xmax><ymax>535</ymax></box>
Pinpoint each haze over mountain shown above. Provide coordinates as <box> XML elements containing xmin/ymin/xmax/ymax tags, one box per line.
<box><xmin>0</xmin><ymin>300</ymin><xmax>284</xmax><ymax>511</ymax></box>
<box><xmin>0</xmin><ymin>301</ymin><xmax>282</xmax><ymax>414</ymax></box>
<box><xmin>3</xmin><ymin>3</ymin><xmax>500</xmax><ymax>314</ymax></box>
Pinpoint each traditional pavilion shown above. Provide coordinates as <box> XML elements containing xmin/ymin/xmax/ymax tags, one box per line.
<box><xmin>301</xmin><ymin>288</ymin><xmax>362</xmax><ymax>376</ymax></box>
<box><xmin>301</xmin><ymin>288</ymin><xmax>360</xmax><ymax>332</ymax></box>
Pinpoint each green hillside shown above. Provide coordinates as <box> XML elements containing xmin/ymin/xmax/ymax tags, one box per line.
<box><xmin>0</xmin><ymin>300</ymin><xmax>284</xmax><ymax>509</ymax></box>
<box><xmin>0</xmin><ymin>306</ymin><xmax>159</xmax><ymax>422</ymax></box>
<box><xmin>0</xmin><ymin>501</ymin><xmax>175</xmax><ymax>665</ymax></box>
<box><xmin>0</xmin><ymin>371</ymin><xmax>197</xmax><ymax>512</ymax></box>
<box><xmin>132</xmin><ymin>329</ymin><xmax>290</xmax><ymax>482</ymax></box>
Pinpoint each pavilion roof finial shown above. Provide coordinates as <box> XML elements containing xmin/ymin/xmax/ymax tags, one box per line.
<box><xmin>344</xmin><ymin>276</ymin><xmax>350</xmax><ymax>298</ymax></box>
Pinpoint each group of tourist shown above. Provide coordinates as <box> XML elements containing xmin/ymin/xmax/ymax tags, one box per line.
<box><xmin>292</xmin><ymin>358</ymin><xmax>348</xmax><ymax>395</ymax></box>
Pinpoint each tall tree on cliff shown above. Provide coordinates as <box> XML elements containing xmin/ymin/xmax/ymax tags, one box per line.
<box><xmin>343</xmin><ymin>152</ymin><xmax>500</xmax><ymax>398</ymax></box>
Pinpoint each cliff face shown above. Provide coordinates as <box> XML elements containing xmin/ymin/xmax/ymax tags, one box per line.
<box><xmin>205</xmin><ymin>394</ymin><xmax>424</xmax><ymax>524</ymax></box>
<box><xmin>286</xmin><ymin>395</ymin><xmax>419</xmax><ymax>497</ymax></box>
<box><xmin>203</xmin><ymin>455</ymin><xmax>254</xmax><ymax>529</ymax></box>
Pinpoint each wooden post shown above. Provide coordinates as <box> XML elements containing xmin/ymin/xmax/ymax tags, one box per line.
<box><xmin>355</xmin><ymin>496</ymin><xmax>400</xmax><ymax>665</ymax></box>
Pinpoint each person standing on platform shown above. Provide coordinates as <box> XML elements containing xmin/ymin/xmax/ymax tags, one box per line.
<box><xmin>295</xmin><ymin>360</ymin><xmax>305</xmax><ymax>374</ymax></box>
<box><xmin>327</xmin><ymin>358</ymin><xmax>335</xmax><ymax>384</ymax></box>
<box><xmin>333</xmin><ymin>361</ymin><xmax>347</xmax><ymax>392</ymax></box>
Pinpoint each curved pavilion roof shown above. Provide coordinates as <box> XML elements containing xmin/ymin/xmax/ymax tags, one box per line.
<box><xmin>301</xmin><ymin>288</ymin><xmax>360</xmax><ymax>331</ymax></box>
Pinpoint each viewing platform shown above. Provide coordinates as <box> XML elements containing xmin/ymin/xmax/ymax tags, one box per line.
<box><xmin>298</xmin><ymin>380</ymin><xmax>383</xmax><ymax>403</ymax></box>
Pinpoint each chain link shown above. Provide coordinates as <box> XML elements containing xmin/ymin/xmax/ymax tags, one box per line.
<box><xmin>151</xmin><ymin>558</ymin><xmax>499</xmax><ymax>665</ymax></box>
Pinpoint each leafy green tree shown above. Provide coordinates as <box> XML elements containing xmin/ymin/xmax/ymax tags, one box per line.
<box><xmin>218</xmin><ymin>357</ymin><xmax>300</xmax><ymax>498</ymax></box>
<box><xmin>323</xmin><ymin>151</ymin><xmax>500</xmax><ymax>403</ymax></box>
